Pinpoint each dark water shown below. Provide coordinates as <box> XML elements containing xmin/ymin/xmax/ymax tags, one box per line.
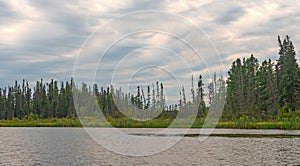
<box><xmin>0</xmin><ymin>128</ymin><xmax>300</xmax><ymax>165</ymax></box>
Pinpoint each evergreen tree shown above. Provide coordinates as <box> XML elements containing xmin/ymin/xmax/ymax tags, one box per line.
<box><xmin>197</xmin><ymin>75</ymin><xmax>206</xmax><ymax>117</ymax></box>
<box><xmin>276</xmin><ymin>35</ymin><xmax>300</xmax><ymax>110</ymax></box>
<box><xmin>182</xmin><ymin>86</ymin><xmax>186</xmax><ymax>105</ymax></box>
<box><xmin>147</xmin><ymin>86</ymin><xmax>151</xmax><ymax>109</ymax></box>
<box><xmin>225</xmin><ymin>59</ymin><xmax>241</xmax><ymax>119</ymax></box>
<box><xmin>280</xmin><ymin>49</ymin><xmax>299</xmax><ymax>110</ymax></box>
<box><xmin>160</xmin><ymin>83</ymin><xmax>165</xmax><ymax>110</ymax></box>
<box><xmin>243</xmin><ymin>55</ymin><xmax>259</xmax><ymax>116</ymax></box>
<box><xmin>256</xmin><ymin>60</ymin><xmax>279</xmax><ymax>119</ymax></box>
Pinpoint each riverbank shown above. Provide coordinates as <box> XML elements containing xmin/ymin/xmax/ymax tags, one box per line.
<box><xmin>1</xmin><ymin>117</ymin><xmax>300</xmax><ymax>130</ymax></box>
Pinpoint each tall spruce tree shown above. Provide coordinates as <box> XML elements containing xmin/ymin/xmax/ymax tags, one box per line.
<box><xmin>243</xmin><ymin>55</ymin><xmax>259</xmax><ymax>117</ymax></box>
<box><xmin>256</xmin><ymin>59</ymin><xmax>279</xmax><ymax>119</ymax></box>
<box><xmin>197</xmin><ymin>75</ymin><xmax>206</xmax><ymax>117</ymax></box>
<box><xmin>277</xmin><ymin>35</ymin><xmax>300</xmax><ymax>110</ymax></box>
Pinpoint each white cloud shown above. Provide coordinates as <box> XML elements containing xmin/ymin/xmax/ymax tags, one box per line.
<box><xmin>167</xmin><ymin>0</ymin><xmax>213</xmax><ymax>14</ymax></box>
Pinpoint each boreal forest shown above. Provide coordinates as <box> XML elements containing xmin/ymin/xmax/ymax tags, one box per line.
<box><xmin>0</xmin><ymin>35</ymin><xmax>299</xmax><ymax>122</ymax></box>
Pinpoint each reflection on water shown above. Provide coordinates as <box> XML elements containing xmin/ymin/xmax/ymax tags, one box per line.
<box><xmin>0</xmin><ymin>128</ymin><xmax>300</xmax><ymax>165</ymax></box>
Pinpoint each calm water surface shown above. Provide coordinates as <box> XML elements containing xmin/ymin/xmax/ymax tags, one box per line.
<box><xmin>0</xmin><ymin>128</ymin><xmax>300</xmax><ymax>165</ymax></box>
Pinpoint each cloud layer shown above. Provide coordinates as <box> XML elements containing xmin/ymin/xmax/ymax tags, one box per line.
<box><xmin>0</xmin><ymin>0</ymin><xmax>299</xmax><ymax>104</ymax></box>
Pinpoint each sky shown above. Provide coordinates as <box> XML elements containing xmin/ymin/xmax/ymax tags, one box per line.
<box><xmin>1</xmin><ymin>0</ymin><xmax>299</xmax><ymax>104</ymax></box>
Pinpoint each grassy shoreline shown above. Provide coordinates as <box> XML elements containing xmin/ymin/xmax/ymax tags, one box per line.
<box><xmin>0</xmin><ymin>118</ymin><xmax>82</xmax><ymax>127</ymax></box>
<box><xmin>1</xmin><ymin>117</ymin><xmax>300</xmax><ymax>130</ymax></box>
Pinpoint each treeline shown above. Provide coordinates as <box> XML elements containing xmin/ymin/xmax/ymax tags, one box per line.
<box><xmin>0</xmin><ymin>79</ymin><xmax>76</xmax><ymax>119</ymax></box>
<box><xmin>73</xmin><ymin>77</ymin><xmax>210</xmax><ymax>120</ymax></box>
<box><xmin>0</xmin><ymin>77</ymin><xmax>209</xmax><ymax>120</ymax></box>
<box><xmin>224</xmin><ymin>35</ymin><xmax>300</xmax><ymax>120</ymax></box>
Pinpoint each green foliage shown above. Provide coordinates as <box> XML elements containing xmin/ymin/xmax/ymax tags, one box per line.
<box><xmin>276</xmin><ymin>103</ymin><xmax>294</xmax><ymax>120</ymax></box>
<box><xmin>224</xmin><ymin>35</ymin><xmax>299</xmax><ymax>121</ymax></box>
<box><xmin>0</xmin><ymin>79</ymin><xmax>75</xmax><ymax>120</ymax></box>
<box><xmin>28</xmin><ymin>112</ymin><xmax>39</xmax><ymax>120</ymax></box>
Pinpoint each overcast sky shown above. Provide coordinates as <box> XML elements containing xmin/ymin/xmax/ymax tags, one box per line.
<box><xmin>1</xmin><ymin>0</ymin><xmax>299</xmax><ymax>103</ymax></box>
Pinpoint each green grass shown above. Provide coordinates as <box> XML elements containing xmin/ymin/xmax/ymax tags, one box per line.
<box><xmin>216</xmin><ymin>118</ymin><xmax>300</xmax><ymax>130</ymax></box>
<box><xmin>0</xmin><ymin>118</ymin><xmax>82</xmax><ymax>127</ymax></box>
<box><xmin>1</xmin><ymin>117</ymin><xmax>300</xmax><ymax>130</ymax></box>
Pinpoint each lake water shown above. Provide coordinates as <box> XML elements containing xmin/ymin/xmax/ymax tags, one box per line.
<box><xmin>0</xmin><ymin>128</ymin><xmax>300</xmax><ymax>165</ymax></box>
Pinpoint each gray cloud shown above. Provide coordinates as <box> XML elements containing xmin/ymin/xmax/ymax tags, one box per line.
<box><xmin>0</xmin><ymin>1</ymin><xmax>20</xmax><ymax>25</ymax></box>
<box><xmin>215</xmin><ymin>7</ymin><xmax>245</xmax><ymax>25</ymax></box>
